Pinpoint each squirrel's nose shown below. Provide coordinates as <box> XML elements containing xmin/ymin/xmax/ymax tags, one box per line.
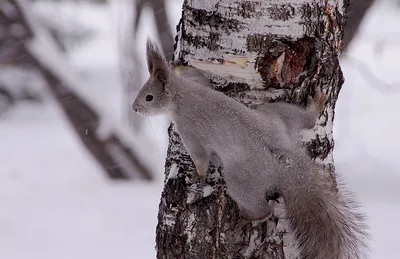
<box><xmin>132</xmin><ymin>104</ymin><xmax>138</xmax><ymax>112</ymax></box>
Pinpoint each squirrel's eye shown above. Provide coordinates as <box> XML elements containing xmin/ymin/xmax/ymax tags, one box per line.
<box><xmin>145</xmin><ymin>94</ymin><xmax>153</xmax><ymax>102</ymax></box>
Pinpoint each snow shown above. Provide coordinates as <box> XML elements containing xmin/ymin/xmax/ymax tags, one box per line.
<box><xmin>167</xmin><ymin>163</ymin><xmax>179</xmax><ymax>180</ymax></box>
<box><xmin>334</xmin><ymin>0</ymin><xmax>400</xmax><ymax>257</ymax></box>
<box><xmin>0</xmin><ymin>103</ymin><xmax>163</xmax><ymax>259</ymax></box>
<box><xmin>0</xmin><ymin>0</ymin><xmax>400</xmax><ymax>258</ymax></box>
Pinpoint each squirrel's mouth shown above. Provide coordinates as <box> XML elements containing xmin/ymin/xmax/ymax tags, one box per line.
<box><xmin>132</xmin><ymin>104</ymin><xmax>148</xmax><ymax>116</ymax></box>
<box><xmin>132</xmin><ymin>103</ymin><xmax>142</xmax><ymax>113</ymax></box>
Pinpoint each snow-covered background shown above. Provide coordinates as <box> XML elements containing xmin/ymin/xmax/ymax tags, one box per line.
<box><xmin>1</xmin><ymin>0</ymin><xmax>399</xmax><ymax>258</ymax></box>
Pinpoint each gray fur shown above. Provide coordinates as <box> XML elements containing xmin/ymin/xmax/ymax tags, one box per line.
<box><xmin>132</xmin><ymin>39</ymin><xmax>369</xmax><ymax>259</ymax></box>
<box><xmin>169</xmin><ymin>60</ymin><xmax>213</xmax><ymax>88</ymax></box>
<box><xmin>256</xmin><ymin>90</ymin><xmax>326</xmax><ymax>135</ymax></box>
<box><xmin>171</xmin><ymin>60</ymin><xmax>326</xmax><ymax>138</ymax></box>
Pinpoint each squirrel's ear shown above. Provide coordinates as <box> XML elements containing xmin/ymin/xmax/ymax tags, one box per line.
<box><xmin>164</xmin><ymin>81</ymin><xmax>176</xmax><ymax>97</ymax></box>
<box><xmin>146</xmin><ymin>38</ymin><xmax>169</xmax><ymax>84</ymax></box>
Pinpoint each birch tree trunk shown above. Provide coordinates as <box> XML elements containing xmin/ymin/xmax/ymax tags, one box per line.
<box><xmin>156</xmin><ymin>0</ymin><xmax>349</xmax><ymax>258</ymax></box>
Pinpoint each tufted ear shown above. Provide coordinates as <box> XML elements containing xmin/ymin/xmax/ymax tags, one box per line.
<box><xmin>146</xmin><ymin>38</ymin><xmax>169</xmax><ymax>85</ymax></box>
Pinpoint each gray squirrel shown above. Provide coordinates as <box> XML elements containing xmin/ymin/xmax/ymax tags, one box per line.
<box><xmin>170</xmin><ymin>59</ymin><xmax>327</xmax><ymax>141</ymax></box>
<box><xmin>132</xmin><ymin>40</ymin><xmax>369</xmax><ymax>259</ymax></box>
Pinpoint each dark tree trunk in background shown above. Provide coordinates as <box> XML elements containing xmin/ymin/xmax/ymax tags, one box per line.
<box><xmin>156</xmin><ymin>0</ymin><xmax>349</xmax><ymax>258</ymax></box>
<box><xmin>1</xmin><ymin>0</ymin><xmax>152</xmax><ymax>181</ymax></box>
<box><xmin>133</xmin><ymin>0</ymin><xmax>174</xmax><ymax>60</ymax></box>
<box><xmin>122</xmin><ymin>0</ymin><xmax>174</xmax><ymax>132</ymax></box>
<box><xmin>150</xmin><ymin>0</ymin><xmax>175</xmax><ymax>60</ymax></box>
<box><xmin>342</xmin><ymin>0</ymin><xmax>375</xmax><ymax>53</ymax></box>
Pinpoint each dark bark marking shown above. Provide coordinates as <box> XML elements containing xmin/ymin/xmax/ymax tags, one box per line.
<box><xmin>246</xmin><ymin>34</ymin><xmax>278</xmax><ymax>53</ymax></box>
<box><xmin>307</xmin><ymin>134</ymin><xmax>333</xmax><ymax>160</ymax></box>
<box><xmin>299</xmin><ymin>3</ymin><xmax>321</xmax><ymax>36</ymax></box>
<box><xmin>237</xmin><ymin>1</ymin><xmax>261</xmax><ymax>18</ymax></box>
<box><xmin>186</xmin><ymin>6</ymin><xmax>241</xmax><ymax>34</ymax></box>
<box><xmin>185</xmin><ymin>32</ymin><xmax>221</xmax><ymax>51</ymax></box>
<box><xmin>215</xmin><ymin>82</ymin><xmax>250</xmax><ymax>97</ymax></box>
<box><xmin>267</xmin><ymin>4</ymin><xmax>296</xmax><ymax>21</ymax></box>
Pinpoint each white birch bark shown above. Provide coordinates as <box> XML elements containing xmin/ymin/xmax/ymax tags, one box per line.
<box><xmin>157</xmin><ymin>1</ymin><xmax>349</xmax><ymax>258</ymax></box>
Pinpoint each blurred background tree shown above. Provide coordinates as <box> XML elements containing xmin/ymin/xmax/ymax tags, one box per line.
<box><xmin>0</xmin><ymin>0</ymin><xmax>176</xmax><ymax>181</ymax></box>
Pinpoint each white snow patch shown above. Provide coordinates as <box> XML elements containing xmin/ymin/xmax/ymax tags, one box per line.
<box><xmin>168</xmin><ymin>163</ymin><xmax>179</xmax><ymax>180</ymax></box>
<box><xmin>202</xmin><ymin>185</ymin><xmax>214</xmax><ymax>197</ymax></box>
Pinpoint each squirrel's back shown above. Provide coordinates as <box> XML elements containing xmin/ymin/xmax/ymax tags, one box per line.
<box><xmin>171</xmin><ymin>77</ymin><xmax>296</xmax><ymax>158</ymax></box>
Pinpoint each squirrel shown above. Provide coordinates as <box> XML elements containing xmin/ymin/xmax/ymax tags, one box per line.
<box><xmin>132</xmin><ymin>39</ymin><xmax>369</xmax><ymax>259</ymax></box>
<box><xmin>170</xmin><ymin>60</ymin><xmax>327</xmax><ymax>143</ymax></box>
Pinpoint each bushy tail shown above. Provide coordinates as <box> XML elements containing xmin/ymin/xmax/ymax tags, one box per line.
<box><xmin>281</xmin><ymin>163</ymin><xmax>369</xmax><ymax>259</ymax></box>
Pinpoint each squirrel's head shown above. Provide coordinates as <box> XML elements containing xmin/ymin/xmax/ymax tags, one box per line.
<box><xmin>132</xmin><ymin>39</ymin><xmax>175</xmax><ymax>116</ymax></box>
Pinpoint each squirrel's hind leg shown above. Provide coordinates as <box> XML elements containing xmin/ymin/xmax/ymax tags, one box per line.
<box><xmin>224</xmin><ymin>167</ymin><xmax>273</xmax><ymax>223</ymax></box>
<box><xmin>180</xmin><ymin>135</ymin><xmax>211</xmax><ymax>182</ymax></box>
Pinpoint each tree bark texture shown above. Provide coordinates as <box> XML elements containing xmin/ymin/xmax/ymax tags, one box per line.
<box><xmin>156</xmin><ymin>0</ymin><xmax>349</xmax><ymax>258</ymax></box>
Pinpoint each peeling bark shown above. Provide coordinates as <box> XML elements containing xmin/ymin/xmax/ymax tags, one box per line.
<box><xmin>156</xmin><ymin>0</ymin><xmax>349</xmax><ymax>258</ymax></box>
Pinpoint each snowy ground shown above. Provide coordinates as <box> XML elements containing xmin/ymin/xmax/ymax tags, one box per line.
<box><xmin>1</xmin><ymin>0</ymin><xmax>400</xmax><ymax>258</ymax></box>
